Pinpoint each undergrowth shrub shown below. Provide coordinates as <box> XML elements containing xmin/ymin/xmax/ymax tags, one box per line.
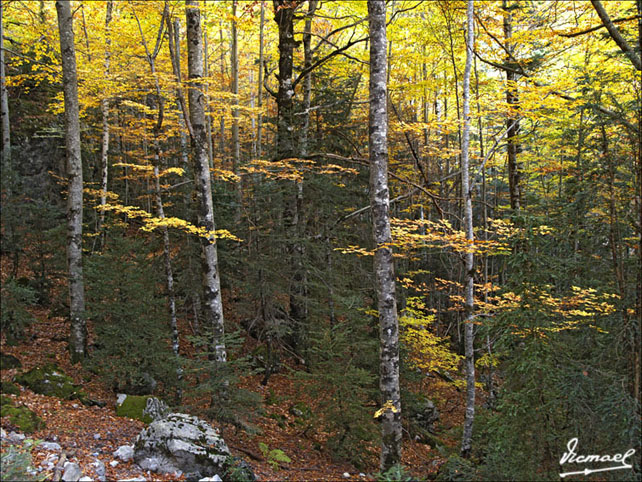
<box><xmin>85</xmin><ymin>231</ymin><xmax>179</xmax><ymax>396</ymax></box>
<box><xmin>0</xmin><ymin>439</ymin><xmax>44</xmax><ymax>482</ymax></box>
<box><xmin>0</xmin><ymin>279</ymin><xmax>36</xmax><ymax>345</ymax></box>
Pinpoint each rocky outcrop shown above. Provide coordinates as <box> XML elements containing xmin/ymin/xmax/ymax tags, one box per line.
<box><xmin>133</xmin><ymin>413</ymin><xmax>229</xmax><ymax>480</ymax></box>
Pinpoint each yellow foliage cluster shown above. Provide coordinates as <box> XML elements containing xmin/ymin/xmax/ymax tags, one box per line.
<box><xmin>95</xmin><ymin>202</ymin><xmax>241</xmax><ymax>242</ymax></box>
<box><xmin>500</xmin><ymin>285</ymin><xmax>617</xmax><ymax>339</ymax></box>
<box><xmin>373</xmin><ymin>400</ymin><xmax>399</xmax><ymax>419</ymax></box>
<box><xmin>241</xmin><ymin>158</ymin><xmax>358</xmax><ymax>182</ymax></box>
<box><xmin>399</xmin><ymin>298</ymin><xmax>463</xmax><ymax>375</ymax></box>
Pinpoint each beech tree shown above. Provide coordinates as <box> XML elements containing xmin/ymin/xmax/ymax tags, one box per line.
<box><xmin>185</xmin><ymin>0</ymin><xmax>227</xmax><ymax>364</ymax></box>
<box><xmin>368</xmin><ymin>0</ymin><xmax>402</xmax><ymax>471</ymax></box>
<box><xmin>56</xmin><ymin>0</ymin><xmax>87</xmax><ymax>363</ymax></box>
<box><xmin>1</xmin><ymin>1</ymin><xmax>10</xmax><ymax>164</ymax></box>
<box><xmin>460</xmin><ymin>0</ymin><xmax>476</xmax><ymax>459</ymax></box>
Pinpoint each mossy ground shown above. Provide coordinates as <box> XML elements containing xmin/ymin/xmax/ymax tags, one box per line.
<box><xmin>1</xmin><ymin>381</ymin><xmax>20</xmax><ymax>395</ymax></box>
<box><xmin>1</xmin><ymin>354</ymin><xmax>22</xmax><ymax>369</ymax></box>
<box><xmin>0</xmin><ymin>395</ymin><xmax>45</xmax><ymax>433</ymax></box>
<box><xmin>13</xmin><ymin>364</ymin><xmax>87</xmax><ymax>402</ymax></box>
<box><xmin>115</xmin><ymin>395</ymin><xmax>153</xmax><ymax>424</ymax></box>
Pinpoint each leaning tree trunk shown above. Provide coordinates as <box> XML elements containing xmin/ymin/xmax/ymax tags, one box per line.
<box><xmin>368</xmin><ymin>0</ymin><xmax>402</xmax><ymax>471</ymax></box>
<box><xmin>461</xmin><ymin>0</ymin><xmax>476</xmax><ymax>459</ymax></box>
<box><xmin>185</xmin><ymin>0</ymin><xmax>227</xmax><ymax>364</ymax></box>
<box><xmin>56</xmin><ymin>0</ymin><xmax>87</xmax><ymax>363</ymax></box>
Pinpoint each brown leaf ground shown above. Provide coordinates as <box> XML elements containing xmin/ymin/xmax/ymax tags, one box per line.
<box><xmin>1</xmin><ymin>255</ymin><xmax>466</xmax><ymax>481</ymax></box>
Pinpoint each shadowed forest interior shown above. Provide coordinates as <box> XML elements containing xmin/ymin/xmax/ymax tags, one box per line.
<box><xmin>0</xmin><ymin>1</ymin><xmax>640</xmax><ymax>481</ymax></box>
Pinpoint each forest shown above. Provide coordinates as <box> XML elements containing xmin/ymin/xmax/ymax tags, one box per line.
<box><xmin>0</xmin><ymin>0</ymin><xmax>640</xmax><ymax>481</ymax></box>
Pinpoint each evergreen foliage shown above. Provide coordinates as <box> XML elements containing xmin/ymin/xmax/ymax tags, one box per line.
<box><xmin>0</xmin><ymin>279</ymin><xmax>36</xmax><ymax>345</ymax></box>
<box><xmin>85</xmin><ymin>231</ymin><xmax>179</xmax><ymax>396</ymax></box>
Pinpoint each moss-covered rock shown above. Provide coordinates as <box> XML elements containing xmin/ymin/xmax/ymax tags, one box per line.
<box><xmin>1</xmin><ymin>353</ymin><xmax>22</xmax><ymax>369</ymax></box>
<box><xmin>1</xmin><ymin>381</ymin><xmax>21</xmax><ymax>395</ymax></box>
<box><xmin>115</xmin><ymin>395</ymin><xmax>154</xmax><ymax>424</ymax></box>
<box><xmin>13</xmin><ymin>364</ymin><xmax>87</xmax><ymax>402</ymax></box>
<box><xmin>1</xmin><ymin>403</ymin><xmax>45</xmax><ymax>433</ymax></box>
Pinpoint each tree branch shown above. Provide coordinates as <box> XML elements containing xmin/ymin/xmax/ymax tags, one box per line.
<box><xmin>293</xmin><ymin>36</ymin><xmax>368</xmax><ymax>89</ymax></box>
<box><xmin>557</xmin><ymin>14</ymin><xmax>641</xmax><ymax>38</ymax></box>
<box><xmin>590</xmin><ymin>0</ymin><xmax>641</xmax><ymax>70</ymax></box>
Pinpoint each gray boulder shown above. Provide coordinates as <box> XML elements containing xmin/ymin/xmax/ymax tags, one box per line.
<box><xmin>133</xmin><ymin>413</ymin><xmax>229</xmax><ymax>480</ymax></box>
<box><xmin>62</xmin><ymin>462</ymin><xmax>83</xmax><ymax>482</ymax></box>
<box><xmin>91</xmin><ymin>458</ymin><xmax>106</xmax><ymax>482</ymax></box>
<box><xmin>113</xmin><ymin>445</ymin><xmax>135</xmax><ymax>462</ymax></box>
<box><xmin>40</xmin><ymin>441</ymin><xmax>62</xmax><ymax>451</ymax></box>
<box><xmin>142</xmin><ymin>397</ymin><xmax>169</xmax><ymax>421</ymax></box>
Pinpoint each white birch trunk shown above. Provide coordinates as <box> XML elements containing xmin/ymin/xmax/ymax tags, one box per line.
<box><xmin>231</xmin><ymin>0</ymin><xmax>241</xmax><ymax>223</ymax></box>
<box><xmin>368</xmin><ymin>0</ymin><xmax>402</xmax><ymax>471</ymax></box>
<box><xmin>203</xmin><ymin>10</ymin><xmax>214</xmax><ymax>169</ymax></box>
<box><xmin>461</xmin><ymin>0</ymin><xmax>476</xmax><ymax>458</ymax></box>
<box><xmin>98</xmin><ymin>1</ymin><xmax>113</xmax><ymax>249</ymax></box>
<box><xmin>186</xmin><ymin>0</ymin><xmax>227</xmax><ymax>364</ymax></box>
<box><xmin>1</xmin><ymin>2</ymin><xmax>10</xmax><ymax>164</ymax></box>
<box><xmin>56</xmin><ymin>0</ymin><xmax>87</xmax><ymax>363</ymax></box>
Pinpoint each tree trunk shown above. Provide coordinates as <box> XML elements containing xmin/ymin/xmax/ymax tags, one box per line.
<box><xmin>203</xmin><ymin>9</ymin><xmax>214</xmax><ymax>169</ymax></box>
<box><xmin>135</xmin><ymin>2</ymin><xmax>182</xmax><ymax>400</ymax></box>
<box><xmin>167</xmin><ymin>17</ymin><xmax>191</xmax><ymax>170</ymax></box>
<box><xmin>257</xmin><ymin>1</ymin><xmax>265</xmax><ymax>158</ymax></box>
<box><xmin>461</xmin><ymin>0</ymin><xmax>476</xmax><ymax>459</ymax></box>
<box><xmin>56</xmin><ymin>0</ymin><xmax>87</xmax><ymax>364</ymax></box>
<box><xmin>503</xmin><ymin>0</ymin><xmax>522</xmax><ymax>211</ymax></box>
<box><xmin>1</xmin><ymin>1</ymin><xmax>10</xmax><ymax>164</ymax></box>
<box><xmin>300</xmin><ymin>0</ymin><xmax>317</xmax><ymax>158</ymax></box>
<box><xmin>273</xmin><ymin>0</ymin><xmax>298</xmax><ymax>160</ymax></box>
<box><xmin>231</xmin><ymin>0</ymin><xmax>241</xmax><ymax>222</ymax></box>
<box><xmin>590</xmin><ymin>0</ymin><xmax>641</xmax><ymax>70</ymax></box>
<box><xmin>98</xmin><ymin>1</ymin><xmax>113</xmax><ymax>250</ymax></box>
<box><xmin>272</xmin><ymin>0</ymin><xmax>307</xmax><ymax>354</ymax></box>
<box><xmin>219</xmin><ymin>21</ymin><xmax>226</xmax><ymax>157</ymax></box>
<box><xmin>368</xmin><ymin>0</ymin><xmax>402</xmax><ymax>471</ymax></box>
<box><xmin>185</xmin><ymin>0</ymin><xmax>227</xmax><ymax>364</ymax></box>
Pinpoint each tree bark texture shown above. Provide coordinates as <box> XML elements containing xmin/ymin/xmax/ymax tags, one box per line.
<box><xmin>56</xmin><ymin>0</ymin><xmax>87</xmax><ymax>363</ymax></box>
<box><xmin>231</xmin><ymin>0</ymin><xmax>241</xmax><ymax>222</ymax></box>
<box><xmin>257</xmin><ymin>1</ymin><xmax>265</xmax><ymax>158</ymax></box>
<box><xmin>368</xmin><ymin>0</ymin><xmax>402</xmax><ymax>471</ymax></box>
<box><xmin>461</xmin><ymin>0</ymin><xmax>476</xmax><ymax>459</ymax></box>
<box><xmin>98</xmin><ymin>1</ymin><xmax>113</xmax><ymax>249</ymax></box>
<box><xmin>590</xmin><ymin>0</ymin><xmax>641</xmax><ymax>71</ymax></box>
<box><xmin>300</xmin><ymin>0</ymin><xmax>317</xmax><ymax>158</ymax></box>
<box><xmin>186</xmin><ymin>0</ymin><xmax>227</xmax><ymax>364</ymax></box>
<box><xmin>503</xmin><ymin>0</ymin><xmax>522</xmax><ymax>211</ymax></box>
<box><xmin>1</xmin><ymin>1</ymin><xmax>10</xmax><ymax>164</ymax></box>
<box><xmin>273</xmin><ymin>0</ymin><xmax>299</xmax><ymax>160</ymax></box>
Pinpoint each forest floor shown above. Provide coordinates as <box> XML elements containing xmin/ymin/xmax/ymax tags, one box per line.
<box><xmin>1</xmin><ymin>256</ymin><xmax>464</xmax><ymax>481</ymax></box>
